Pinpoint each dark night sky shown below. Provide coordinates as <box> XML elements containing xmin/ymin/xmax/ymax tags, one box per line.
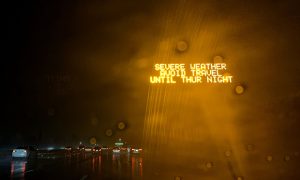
<box><xmin>4</xmin><ymin>0</ymin><xmax>165</xmax><ymax>146</ymax></box>
<box><xmin>3</xmin><ymin>0</ymin><xmax>300</xmax><ymax>151</ymax></box>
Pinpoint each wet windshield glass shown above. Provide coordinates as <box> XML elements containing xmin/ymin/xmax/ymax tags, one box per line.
<box><xmin>2</xmin><ymin>0</ymin><xmax>300</xmax><ymax>179</ymax></box>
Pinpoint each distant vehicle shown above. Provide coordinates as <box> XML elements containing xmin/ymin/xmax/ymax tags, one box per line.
<box><xmin>127</xmin><ymin>147</ymin><xmax>131</xmax><ymax>153</ymax></box>
<box><xmin>120</xmin><ymin>147</ymin><xmax>131</xmax><ymax>153</ymax></box>
<box><xmin>64</xmin><ymin>146</ymin><xmax>72</xmax><ymax>151</ymax></box>
<box><xmin>131</xmin><ymin>148</ymin><xmax>142</xmax><ymax>154</ymax></box>
<box><xmin>85</xmin><ymin>147</ymin><xmax>93</xmax><ymax>152</ymax></box>
<box><xmin>101</xmin><ymin>146</ymin><xmax>109</xmax><ymax>150</ymax></box>
<box><xmin>120</xmin><ymin>147</ymin><xmax>127</xmax><ymax>151</ymax></box>
<box><xmin>112</xmin><ymin>147</ymin><xmax>121</xmax><ymax>153</ymax></box>
<box><xmin>12</xmin><ymin>146</ymin><xmax>37</xmax><ymax>159</ymax></box>
<box><xmin>93</xmin><ymin>146</ymin><xmax>101</xmax><ymax>153</ymax></box>
<box><xmin>78</xmin><ymin>145</ymin><xmax>85</xmax><ymax>151</ymax></box>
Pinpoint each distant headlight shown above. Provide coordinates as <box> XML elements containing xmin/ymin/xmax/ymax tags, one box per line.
<box><xmin>13</xmin><ymin>150</ymin><xmax>16</xmax><ymax>153</ymax></box>
<box><xmin>23</xmin><ymin>150</ymin><xmax>27</xmax><ymax>153</ymax></box>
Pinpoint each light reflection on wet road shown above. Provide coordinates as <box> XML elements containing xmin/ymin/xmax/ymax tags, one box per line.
<box><xmin>1</xmin><ymin>149</ymin><xmax>300</xmax><ymax>179</ymax></box>
<box><xmin>0</xmin><ymin>151</ymin><xmax>144</xmax><ymax>180</ymax></box>
<box><xmin>10</xmin><ymin>160</ymin><xmax>27</xmax><ymax>179</ymax></box>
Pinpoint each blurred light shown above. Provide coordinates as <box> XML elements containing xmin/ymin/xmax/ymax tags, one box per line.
<box><xmin>115</xmin><ymin>142</ymin><xmax>124</xmax><ymax>146</ymax></box>
<box><xmin>85</xmin><ymin>148</ymin><xmax>92</xmax><ymax>152</ymax></box>
<box><xmin>11</xmin><ymin>160</ymin><xmax>26</xmax><ymax>178</ymax></box>
<box><xmin>236</xmin><ymin>176</ymin><xmax>244</xmax><ymax>180</ymax></box>
<box><xmin>235</xmin><ymin>84</ymin><xmax>245</xmax><ymax>95</ymax></box>
<box><xmin>176</xmin><ymin>40</ymin><xmax>188</xmax><ymax>52</ymax></box>
<box><xmin>65</xmin><ymin>147</ymin><xmax>72</xmax><ymax>150</ymax></box>
<box><xmin>47</xmin><ymin>147</ymin><xmax>54</xmax><ymax>151</ymax></box>
<box><xmin>266</xmin><ymin>155</ymin><xmax>273</xmax><ymax>162</ymax></box>
<box><xmin>284</xmin><ymin>155</ymin><xmax>290</xmax><ymax>161</ymax></box>
<box><xmin>174</xmin><ymin>176</ymin><xmax>183</xmax><ymax>180</ymax></box>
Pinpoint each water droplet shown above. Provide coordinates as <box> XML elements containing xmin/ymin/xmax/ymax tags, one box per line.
<box><xmin>206</xmin><ymin>162</ymin><xmax>213</xmax><ymax>168</ymax></box>
<box><xmin>89</xmin><ymin>137</ymin><xmax>97</xmax><ymax>145</ymax></box>
<box><xmin>213</xmin><ymin>55</ymin><xmax>224</xmax><ymax>63</ymax></box>
<box><xmin>266</xmin><ymin>155</ymin><xmax>273</xmax><ymax>162</ymax></box>
<box><xmin>246</xmin><ymin>144</ymin><xmax>255</xmax><ymax>151</ymax></box>
<box><xmin>105</xmin><ymin>129</ymin><xmax>113</xmax><ymax>137</ymax></box>
<box><xmin>174</xmin><ymin>176</ymin><xmax>183</xmax><ymax>180</ymax></box>
<box><xmin>236</xmin><ymin>176</ymin><xmax>244</xmax><ymax>180</ymax></box>
<box><xmin>91</xmin><ymin>117</ymin><xmax>98</xmax><ymax>126</ymax></box>
<box><xmin>176</xmin><ymin>41</ymin><xmax>188</xmax><ymax>52</ymax></box>
<box><xmin>225</xmin><ymin>150</ymin><xmax>232</xmax><ymax>157</ymax></box>
<box><xmin>235</xmin><ymin>84</ymin><xmax>245</xmax><ymax>95</ymax></box>
<box><xmin>117</xmin><ymin>121</ymin><xmax>126</xmax><ymax>130</ymax></box>
<box><xmin>284</xmin><ymin>155</ymin><xmax>290</xmax><ymax>161</ymax></box>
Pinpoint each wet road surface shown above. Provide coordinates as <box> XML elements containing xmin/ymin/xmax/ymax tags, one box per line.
<box><xmin>1</xmin><ymin>149</ymin><xmax>300</xmax><ymax>180</ymax></box>
<box><xmin>0</xmin><ymin>150</ymin><xmax>143</xmax><ymax>180</ymax></box>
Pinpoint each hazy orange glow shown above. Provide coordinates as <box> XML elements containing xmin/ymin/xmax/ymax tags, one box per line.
<box><xmin>141</xmin><ymin>2</ymin><xmax>248</xmax><ymax>178</ymax></box>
